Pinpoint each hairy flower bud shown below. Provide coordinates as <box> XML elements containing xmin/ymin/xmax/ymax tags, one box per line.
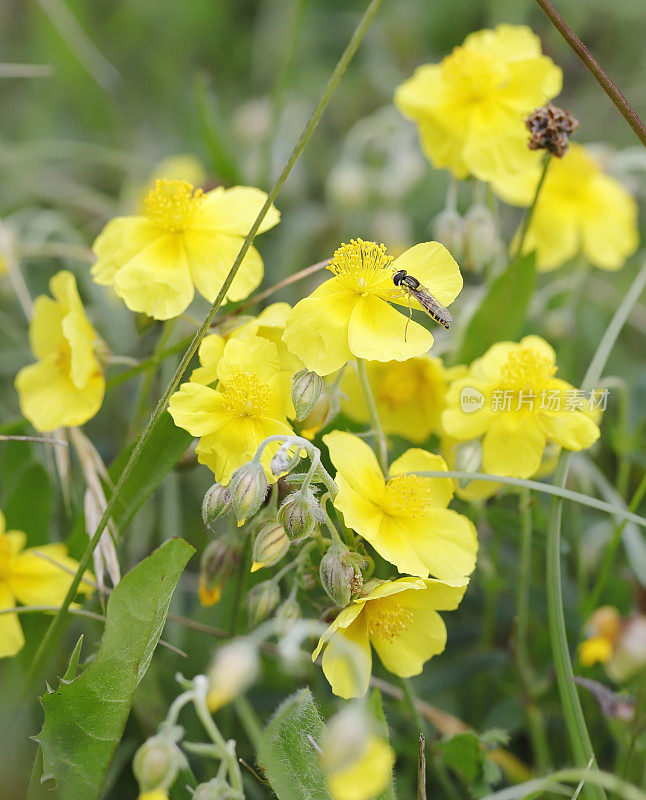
<box><xmin>432</xmin><ymin>208</ymin><xmax>465</xmax><ymax>261</ymax></box>
<box><xmin>271</xmin><ymin>445</ymin><xmax>297</xmax><ymax>477</ymax></box>
<box><xmin>320</xmin><ymin>544</ymin><xmax>364</xmax><ymax>607</ymax></box>
<box><xmin>300</xmin><ymin>392</ymin><xmax>341</xmax><ymax>440</ymax></box>
<box><xmin>291</xmin><ymin>369</ymin><xmax>323</xmax><ymax>421</ymax></box>
<box><xmin>201</xmin><ymin>482</ymin><xmax>232</xmax><ymax>530</ymax></box>
<box><xmin>464</xmin><ymin>205</ymin><xmax>500</xmax><ymax>271</ymax></box>
<box><xmin>206</xmin><ymin>638</ymin><xmax>259</xmax><ymax>712</ymax></box>
<box><xmin>230</xmin><ymin>461</ymin><xmax>269</xmax><ymax>523</ymax></box>
<box><xmin>252</xmin><ymin>521</ymin><xmax>290</xmax><ymax>571</ymax></box>
<box><xmin>247</xmin><ymin>580</ymin><xmax>280</xmax><ymax>627</ymax></box>
<box><xmin>277</xmin><ymin>489</ymin><xmax>322</xmax><ymax>543</ymax></box>
<box><xmin>199</xmin><ymin>538</ymin><xmax>241</xmax><ymax>606</ymax></box>
<box><xmin>453</xmin><ymin>439</ymin><xmax>482</xmax><ymax>489</ymax></box>
<box><xmin>276</xmin><ymin>597</ymin><xmax>302</xmax><ymax>625</ymax></box>
<box><xmin>133</xmin><ymin>733</ymin><xmax>184</xmax><ymax>793</ymax></box>
<box><xmin>193</xmin><ymin>779</ymin><xmax>230</xmax><ymax>800</ymax></box>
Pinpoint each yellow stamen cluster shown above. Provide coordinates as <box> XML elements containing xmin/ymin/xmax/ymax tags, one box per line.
<box><xmin>376</xmin><ymin>362</ymin><xmax>426</xmax><ymax>410</ymax></box>
<box><xmin>365</xmin><ymin>598</ymin><xmax>412</xmax><ymax>642</ymax></box>
<box><xmin>144</xmin><ymin>179</ymin><xmax>204</xmax><ymax>232</ymax></box>
<box><xmin>384</xmin><ymin>474</ymin><xmax>437</xmax><ymax>517</ymax></box>
<box><xmin>499</xmin><ymin>347</ymin><xmax>556</xmax><ymax>392</ymax></box>
<box><xmin>221</xmin><ymin>372</ymin><xmax>271</xmax><ymax>418</ymax></box>
<box><xmin>328</xmin><ymin>239</ymin><xmax>394</xmax><ymax>279</ymax></box>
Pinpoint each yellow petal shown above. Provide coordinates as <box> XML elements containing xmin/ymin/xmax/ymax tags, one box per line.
<box><xmin>199</xmin><ymin>185</ymin><xmax>280</xmax><ymax>236</ymax></box>
<box><xmin>323</xmin><ymin>431</ymin><xmax>385</xmax><ymax>497</ymax></box>
<box><xmin>581</xmin><ymin>174</ymin><xmax>639</xmax><ymax>271</ymax></box>
<box><xmin>15</xmin><ymin>355</ymin><xmax>104</xmax><ymax>432</ymax></box>
<box><xmin>29</xmin><ymin>296</ymin><xmax>65</xmax><ymax>360</ymax></box>
<box><xmin>217</xmin><ymin>335</ymin><xmax>281</xmax><ymax>383</ymax></box>
<box><xmin>168</xmin><ymin>383</ymin><xmax>226</xmax><ymax>437</ymax></box>
<box><xmin>389</xmin><ymin>449</ymin><xmax>454</xmax><ymax>508</ymax></box>
<box><xmin>482</xmin><ymin>414</ymin><xmax>545</xmax><ymax>478</ymax></box>
<box><xmin>442</xmin><ymin>377</ymin><xmax>496</xmax><ymax>440</ymax></box>
<box><xmin>190</xmin><ymin>333</ymin><xmax>225</xmax><ymax>385</ymax></box>
<box><xmin>347</xmin><ymin>294</ymin><xmax>433</xmax><ymax>363</ymax></box>
<box><xmin>62</xmin><ymin>309</ymin><xmax>101</xmax><ymax>389</ymax></box>
<box><xmin>321</xmin><ymin>614</ymin><xmax>372</xmax><ymax>699</ymax></box>
<box><xmin>0</xmin><ymin>584</ymin><xmax>24</xmax><ymax>659</ymax></box>
<box><xmin>392</xmin><ymin>242</ymin><xmax>463</xmax><ymax>307</ymax></box>
<box><xmin>91</xmin><ymin>217</ymin><xmax>156</xmax><ymax>285</ymax></box>
<box><xmin>113</xmin><ymin>234</ymin><xmax>194</xmax><ymax>320</ymax></box>
<box><xmin>186</xmin><ymin>231</ymin><xmax>264</xmax><ymax>304</ymax></box>
<box><xmin>283</xmin><ymin>281</ymin><xmax>358</xmax><ymax>376</ymax></box>
<box><xmin>327</xmin><ymin>736</ymin><xmax>395</xmax><ymax>800</ymax></box>
<box><xmin>8</xmin><ymin>544</ymin><xmax>91</xmax><ymax>606</ymax></box>
<box><xmin>463</xmin><ymin>24</ymin><xmax>543</xmax><ymax>61</ymax></box>
<box><xmin>537</xmin><ymin>410</ymin><xmax>600</xmax><ymax>452</ymax></box>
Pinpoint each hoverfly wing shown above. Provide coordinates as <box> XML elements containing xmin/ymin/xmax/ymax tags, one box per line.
<box><xmin>409</xmin><ymin>285</ymin><xmax>452</xmax><ymax>330</ymax></box>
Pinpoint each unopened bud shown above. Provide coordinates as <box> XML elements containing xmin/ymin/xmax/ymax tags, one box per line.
<box><xmin>291</xmin><ymin>369</ymin><xmax>323</xmax><ymax>421</ymax></box>
<box><xmin>277</xmin><ymin>489</ymin><xmax>322</xmax><ymax>543</ymax></box>
<box><xmin>321</xmin><ymin>705</ymin><xmax>371</xmax><ymax>773</ymax></box>
<box><xmin>230</xmin><ymin>461</ymin><xmax>269</xmax><ymax>523</ymax></box>
<box><xmin>320</xmin><ymin>545</ymin><xmax>364</xmax><ymax>607</ymax></box>
<box><xmin>271</xmin><ymin>445</ymin><xmax>297</xmax><ymax>477</ymax></box>
<box><xmin>133</xmin><ymin>733</ymin><xmax>184</xmax><ymax>793</ymax></box>
<box><xmin>247</xmin><ymin>580</ymin><xmax>280</xmax><ymax>627</ymax></box>
<box><xmin>206</xmin><ymin>638</ymin><xmax>259</xmax><ymax>712</ymax></box>
<box><xmin>454</xmin><ymin>439</ymin><xmax>482</xmax><ymax>488</ymax></box>
<box><xmin>300</xmin><ymin>392</ymin><xmax>341</xmax><ymax>440</ymax></box>
<box><xmin>193</xmin><ymin>779</ymin><xmax>230</xmax><ymax>800</ymax></box>
<box><xmin>202</xmin><ymin>482</ymin><xmax>232</xmax><ymax>529</ymax></box>
<box><xmin>464</xmin><ymin>205</ymin><xmax>500</xmax><ymax>271</ymax></box>
<box><xmin>252</xmin><ymin>521</ymin><xmax>290</xmax><ymax>571</ymax></box>
<box><xmin>276</xmin><ymin>597</ymin><xmax>302</xmax><ymax>625</ymax></box>
<box><xmin>199</xmin><ymin>538</ymin><xmax>241</xmax><ymax>606</ymax></box>
<box><xmin>432</xmin><ymin>208</ymin><xmax>465</xmax><ymax>260</ymax></box>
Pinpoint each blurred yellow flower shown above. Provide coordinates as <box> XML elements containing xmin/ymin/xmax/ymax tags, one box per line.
<box><xmin>92</xmin><ymin>181</ymin><xmax>279</xmax><ymax>320</ymax></box>
<box><xmin>492</xmin><ymin>143</ymin><xmax>639</xmax><ymax>271</ymax></box>
<box><xmin>442</xmin><ymin>335</ymin><xmax>600</xmax><ymax>479</ymax></box>
<box><xmin>283</xmin><ymin>239</ymin><xmax>463</xmax><ymax>376</ymax></box>
<box><xmin>138</xmin><ymin>791</ymin><xmax>169</xmax><ymax>800</ymax></box>
<box><xmin>313</xmin><ymin>576</ymin><xmax>468</xmax><ymax>698</ymax></box>
<box><xmin>15</xmin><ymin>270</ymin><xmax>105</xmax><ymax>431</ymax></box>
<box><xmin>168</xmin><ymin>335</ymin><xmax>294</xmax><ymax>483</ymax></box>
<box><xmin>0</xmin><ymin>510</ymin><xmax>93</xmax><ymax>658</ymax></box>
<box><xmin>340</xmin><ymin>356</ymin><xmax>465</xmax><ymax>443</ymax></box>
<box><xmin>395</xmin><ymin>24</ymin><xmax>562</xmax><ymax>182</ymax></box>
<box><xmin>324</xmin><ymin>431</ymin><xmax>477</xmax><ymax>580</ymax></box>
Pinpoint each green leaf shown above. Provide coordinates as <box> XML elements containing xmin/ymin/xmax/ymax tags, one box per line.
<box><xmin>37</xmin><ymin>538</ymin><xmax>194</xmax><ymax>800</ymax></box>
<box><xmin>258</xmin><ymin>688</ymin><xmax>331</xmax><ymax>800</ymax></box>
<box><xmin>438</xmin><ymin>732</ymin><xmax>482</xmax><ymax>783</ymax></box>
<box><xmin>458</xmin><ymin>251</ymin><xmax>536</xmax><ymax>364</ymax></box>
<box><xmin>367</xmin><ymin>689</ymin><xmax>396</xmax><ymax>800</ymax></box>
<box><xmin>4</xmin><ymin>460</ymin><xmax>51</xmax><ymax>545</ymax></box>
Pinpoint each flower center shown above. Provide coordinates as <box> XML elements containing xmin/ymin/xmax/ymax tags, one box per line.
<box><xmin>144</xmin><ymin>179</ymin><xmax>204</xmax><ymax>232</ymax></box>
<box><xmin>442</xmin><ymin>46</ymin><xmax>506</xmax><ymax>103</ymax></box>
<box><xmin>221</xmin><ymin>372</ymin><xmax>271</xmax><ymax>418</ymax></box>
<box><xmin>364</xmin><ymin>598</ymin><xmax>412</xmax><ymax>642</ymax></box>
<box><xmin>499</xmin><ymin>347</ymin><xmax>556</xmax><ymax>393</ymax></box>
<box><xmin>384</xmin><ymin>474</ymin><xmax>436</xmax><ymax>517</ymax></box>
<box><xmin>376</xmin><ymin>362</ymin><xmax>427</xmax><ymax>410</ymax></box>
<box><xmin>0</xmin><ymin>536</ymin><xmax>14</xmax><ymax>580</ymax></box>
<box><xmin>327</xmin><ymin>239</ymin><xmax>396</xmax><ymax>295</ymax></box>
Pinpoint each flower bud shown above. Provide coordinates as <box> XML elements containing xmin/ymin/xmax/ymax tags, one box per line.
<box><xmin>320</xmin><ymin>545</ymin><xmax>364</xmax><ymax>607</ymax></box>
<box><xmin>271</xmin><ymin>445</ymin><xmax>298</xmax><ymax>477</ymax></box>
<box><xmin>133</xmin><ymin>733</ymin><xmax>184</xmax><ymax>793</ymax></box>
<box><xmin>229</xmin><ymin>461</ymin><xmax>269</xmax><ymax>523</ymax></box>
<box><xmin>193</xmin><ymin>779</ymin><xmax>230</xmax><ymax>800</ymax></box>
<box><xmin>252</xmin><ymin>521</ymin><xmax>290</xmax><ymax>571</ymax></box>
<box><xmin>300</xmin><ymin>392</ymin><xmax>341</xmax><ymax>440</ymax></box>
<box><xmin>432</xmin><ymin>208</ymin><xmax>465</xmax><ymax>260</ymax></box>
<box><xmin>453</xmin><ymin>439</ymin><xmax>482</xmax><ymax>489</ymax></box>
<box><xmin>201</xmin><ymin>482</ymin><xmax>232</xmax><ymax>530</ymax></box>
<box><xmin>247</xmin><ymin>580</ymin><xmax>280</xmax><ymax>627</ymax></box>
<box><xmin>276</xmin><ymin>597</ymin><xmax>302</xmax><ymax>625</ymax></box>
<box><xmin>464</xmin><ymin>205</ymin><xmax>501</xmax><ymax>271</ymax></box>
<box><xmin>277</xmin><ymin>489</ymin><xmax>322</xmax><ymax>543</ymax></box>
<box><xmin>206</xmin><ymin>638</ymin><xmax>259</xmax><ymax>712</ymax></box>
<box><xmin>199</xmin><ymin>538</ymin><xmax>241</xmax><ymax>606</ymax></box>
<box><xmin>291</xmin><ymin>369</ymin><xmax>324</xmax><ymax>421</ymax></box>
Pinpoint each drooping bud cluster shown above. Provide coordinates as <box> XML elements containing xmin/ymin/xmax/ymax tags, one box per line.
<box><xmin>230</xmin><ymin>460</ymin><xmax>269</xmax><ymax>523</ymax></box>
<box><xmin>291</xmin><ymin>368</ymin><xmax>323</xmax><ymax>421</ymax></box>
<box><xmin>133</xmin><ymin>729</ymin><xmax>186</xmax><ymax>795</ymax></box>
<box><xmin>278</xmin><ymin>487</ymin><xmax>325</xmax><ymax>543</ymax></box>
<box><xmin>526</xmin><ymin>102</ymin><xmax>579</xmax><ymax>158</ymax></box>
<box><xmin>320</xmin><ymin>544</ymin><xmax>365</xmax><ymax>607</ymax></box>
<box><xmin>247</xmin><ymin>579</ymin><xmax>281</xmax><ymax>626</ymax></box>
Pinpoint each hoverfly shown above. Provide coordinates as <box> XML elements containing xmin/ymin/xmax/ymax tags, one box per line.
<box><xmin>392</xmin><ymin>269</ymin><xmax>452</xmax><ymax>340</ymax></box>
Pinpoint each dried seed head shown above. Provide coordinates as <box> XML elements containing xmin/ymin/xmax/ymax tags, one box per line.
<box><xmin>526</xmin><ymin>102</ymin><xmax>579</xmax><ymax>158</ymax></box>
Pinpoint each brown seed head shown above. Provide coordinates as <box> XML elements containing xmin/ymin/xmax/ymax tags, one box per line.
<box><xmin>526</xmin><ymin>102</ymin><xmax>579</xmax><ymax>158</ymax></box>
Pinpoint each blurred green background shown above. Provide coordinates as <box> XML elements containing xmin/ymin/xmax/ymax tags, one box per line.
<box><xmin>1</xmin><ymin>1</ymin><xmax>646</xmax><ymax>798</ymax></box>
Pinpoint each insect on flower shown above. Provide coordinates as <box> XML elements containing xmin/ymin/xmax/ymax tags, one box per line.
<box><xmin>392</xmin><ymin>269</ymin><xmax>452</xmax><ymax>338</ymax></box>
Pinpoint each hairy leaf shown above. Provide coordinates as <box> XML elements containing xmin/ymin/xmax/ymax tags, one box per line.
<box><xmin>458</xmin><ymin>251</ymin><xmax>536</xmax><ymax>364</ymax></box>
<box><xmin>258</xmin><ymin>688</ymin><xmax>331</xmax><ymax>800</ymax></box>
<box><xmin>37</xmin><ymin>538</ymin><xmax>194</xmax><ymax>800</ymax></box>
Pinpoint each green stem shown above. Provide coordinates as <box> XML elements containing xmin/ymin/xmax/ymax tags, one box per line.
<box><xmin>132</xmin><ymin>318</ymin><xmax>177</xmax><ymax>432</ymax></box>
<box><xmin>356</xmin><ymin>358</ymin><xmax>388</xmax><ymax>474</ymax></box>
<box><xmin>24</xmin><ymin>0</ymin><xmax>386</xmax><ymax>691</ymax></box>
<box><xmin>513</xmin><ymin>153</ymin><xmax>550</xmax><ymax>261</ymax></box>
<box><xmin>193</xmin><ymin>689</ymin><xmax>243</xmax><ymax>795</ymax></box>
<box><xmin>233</xmin><ymin>695</ymin><xmax>265</xmax><ymax>749</ymax></box>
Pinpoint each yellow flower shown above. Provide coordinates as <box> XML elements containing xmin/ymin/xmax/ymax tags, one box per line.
<box><xmin>442</xmin><ymin>335</ymin><xmax>600</xmax><ymax>479</ymax></box>
<box><xmin>0</xmin><ymin>510</ymin><xmax>93</xmax><ymax>658</ymax></box>
<box><xmin>312</xmin><ymin>576</ymin><xmax>468</xmax><ymax>698</ymax></box>
<box><xmin>136</xmin><ymin>154</ymin><xmax>206</xmax><ymax>212</ymax></box>
<box><xmin>15</xmin><ymin>270</ymin><xmax>105</xmax><ymax>432</ymax></box>
<box><xmin>394</xmin><ymin>24</ymin><xmax>562</xmax><ymax>182</ymax></box>
<box><xmin>579</xmin><ymin>636</ymin><xmax>614</xmax><ymax>667</ymax></box>
<box><xmin>138</xmin><ymin>792</ymin><xmax>169</xmax><ymax>800</ymax></box>
<box><xmin>91</xmin><ymin>181</ymin><xmax>280</xmax><ymax>320</ymax></box>
<box><xmin>492</xmin><ymin>143</ymin><xmax>639</xmax><ymax>271</ymax></box>
<box><xmin>340</xmin><ymin>356</ymin><xmax>466</xmax><ymax>443</ymax></box>
<box><xmin>283</xmin><ymin>239</ymin><xmax>463</xmax><ymax>376</ymax></box>
<box><xmin>323</xmin><ymin>431</ymin><xmax>477</xmax><ymax>580</ymax></box>
<box><xmin>168</xmin><ymin>335</ymin><xmax>294</xmax><ymax>483</ymax></box>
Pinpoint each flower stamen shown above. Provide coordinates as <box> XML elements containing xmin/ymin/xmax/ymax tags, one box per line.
<box><xmin>384</xmin><ymin>474</ymin><xmax>437</xmax><ymax>517</ymax></box>
<box><xmin>144</xmin><ymin>179</ymin><xmax>205</xmax><ymax>232</ymax></box>
<box><xmin>365</xmin><ymin>599</ymin><xmax>412</xmax><ymax>642</ymax></box>
<box><xmin>221</xmin><ymin>372</ymin><xmax>271</xmax><ymax>418</ymax></box>
<box><xmin>499</xmin><ymin>347</ymin><xmax>556</xmax><ymax>392</ymax></box>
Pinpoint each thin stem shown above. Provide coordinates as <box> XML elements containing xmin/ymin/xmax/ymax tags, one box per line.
<box><xmin>534</xmin><ymin>0</ymin><xmax>646</xmax><ymax>148</ymax></box>
<box><xmin>132</xmin><ymin>318</ymin><xmax>177</xmax><ymax>432</ymax></box>
<box><xmin>418</xmin><ymin>734</ymin><xmax>427</xmax><ymax>800</ymax></box>
<box><xmin>25</xmin><ymin>0</ymin><xmax>385</xmax><ymax>689</ymax></box>
<box><xmin>233</xmin><ymin>696</ymin><xmax>265</xmax><ymax>750</ymax></box>
<box><xmin>512</xmin><ymin>153</ymin><xmax>550</xmax><ymax>261</ymax></box>
<box><xmin>0</xmin><ymin>434</ymin><xmax>67</xmax><ymax>447</ymax></box>
<box><xmin>193</xmin><ymin>687</ymin><xmax>243</xmax><ymax>795</ymax></box>
<box><xmin>0</xmin><ymin>218</ymin><xmax>33</xmax><ymax>319</ymax></box>
<box><xmin>356</xmin><ymin>358</ymin><xmax>388</xmax><ymax>474</ymax></box>
<box><xmin>234</xmin><ymin>259</ymin><xmax>329</xmax><ymax>315</ymax></box>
